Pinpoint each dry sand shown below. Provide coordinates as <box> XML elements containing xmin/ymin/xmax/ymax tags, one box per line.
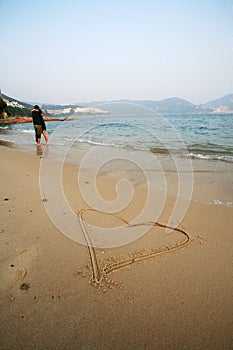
<box><xmin>0</xmin><ymin>145</ymin><xmax>233</xmax><ymax>349</ymax></box>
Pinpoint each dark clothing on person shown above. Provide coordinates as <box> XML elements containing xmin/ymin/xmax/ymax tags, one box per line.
<box><xmin>34</xmin><ymin>125</ymin><xmax>42</xmax><ymax>142</ymax></box>
<box><xmin>31</xmin><ymin>106</ymin><xmax>46</xmax><ymax>143</ymax></box>
<box><xmin>31</xmin><ymin>108</ymin><xmax>43</xmax><ymax>126</ymax></box>
<box><xmin>41</xmin><ymin>118</ymin><xmax>46</xmax><ymax>131</ymax></box>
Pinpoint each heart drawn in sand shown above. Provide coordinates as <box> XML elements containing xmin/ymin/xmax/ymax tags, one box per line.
<box><xmin>78</xmin><ymin>208</ymin><xmax>193</xmax><ymax>286</ymax></box>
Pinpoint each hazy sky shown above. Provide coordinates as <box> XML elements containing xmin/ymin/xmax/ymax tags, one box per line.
<box><xmin>1</xmin><ymin>0</ymin><xmax>232</xmax><ymax>104</ymax></box>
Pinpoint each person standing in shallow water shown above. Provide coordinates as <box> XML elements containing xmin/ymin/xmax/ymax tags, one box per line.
<box><xmin>31</xmin><ymin>105</ymin><xmax>49</xmax><ymax>145</ymax></box>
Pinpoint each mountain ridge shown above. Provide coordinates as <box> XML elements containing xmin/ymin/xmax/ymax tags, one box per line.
<box><xmin>1</xmin><ymin>92</ymin><xmax>233</xmax><ymax>116</ymax></box>
<box><xmin>72</xmin><ymin>94</ymin><xmax>233</xmax><ymax>114</ymax></box>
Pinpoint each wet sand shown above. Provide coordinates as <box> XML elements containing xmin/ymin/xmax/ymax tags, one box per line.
<box><xmin>0</xmin><ymin>145</ymin><xmax>233</xmax><ymax>349</ymax></box>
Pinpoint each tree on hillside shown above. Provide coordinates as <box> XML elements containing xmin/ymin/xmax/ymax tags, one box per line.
<box><xmin>5</xmin><ymin>105</ymin><xmax>31</xmax><ymax>117</ymax></box>
<box><xmin>0</xmin><ymin>97</ymin><xmax>7</xmax><ymax>116</ymax></box>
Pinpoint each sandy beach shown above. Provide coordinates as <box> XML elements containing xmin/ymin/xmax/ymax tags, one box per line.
<box><xmin>0</xmin><ymin>144</ymin><xmax>233</xmax><ymax>350</ymax></box>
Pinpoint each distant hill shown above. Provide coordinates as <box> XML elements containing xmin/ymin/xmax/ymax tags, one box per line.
<box><xmin>93</xmin><ymin>97</ymin><xmax>203</xmax><ymax>114</ymax></box>
<box><xmin>144</xmin><ymin>97</ymin><xmax>201</xmax><ymax>114</ymax></box>
<box><xmin>1</xmin><ymin>93</ymin><xmax>32</xmax><ymax>117</ymax></box>
<box><xmin>1</xmin><ymin>92</ymin><xmax>233</xmax><ymax>116</ymax></box>
<box><xmin>2</xmin><ymin>93</ymin><xmax>32</xmax><ymax>109</ymax></box>
<box><xmin>201</xmin><ymin>94</ymin><xmax>233</xmax><ymax>113</ymax></box>
<box><xmin>81</xmin><ymin>95</ymin><xmax>233</xmax><ymax>114</ymax></box>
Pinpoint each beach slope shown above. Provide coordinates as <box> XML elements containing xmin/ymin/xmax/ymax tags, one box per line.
<box><xmin>0</xmin><ymin>146</ymin><xmax>232</xmax><ymax>350</ymax></box>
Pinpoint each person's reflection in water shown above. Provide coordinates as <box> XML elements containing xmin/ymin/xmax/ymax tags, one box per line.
<box><xmin>37</xmin><ymin>145</ymin><xmax>43</xmax><ymax>156</ymax></box>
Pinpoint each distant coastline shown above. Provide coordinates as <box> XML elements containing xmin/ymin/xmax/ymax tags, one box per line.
<box><xmin>1</xmin><ymin>92</ymin><xmax>233</xmax><ymax>118</ymax></box>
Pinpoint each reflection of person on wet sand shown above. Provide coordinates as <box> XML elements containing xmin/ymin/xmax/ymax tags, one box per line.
<box><xmin>31</xmin><ymin>105</ymin><xmax>49</xmax><ymax>145</ymax></box>
<box><xmin>37</xmin><ymin>145</ymin><xmax>43</xmax><ymax>156</ymax></box>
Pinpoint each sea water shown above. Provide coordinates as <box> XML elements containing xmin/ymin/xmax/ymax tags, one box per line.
<box><xmin>1</xmin><ymin>111</ymin><xmax>233</xmax><ymax>163</ymax></box>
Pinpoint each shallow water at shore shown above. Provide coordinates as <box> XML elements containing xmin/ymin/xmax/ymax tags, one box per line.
<box><xmin>3</xmin><ymin>138</ymin><xmax>232</xmax><ymax>210</ymax></box>
<box><xmin>1</xmin><ymin>110</ymin><xmax>232</xmax><ymax>208</ymax></box>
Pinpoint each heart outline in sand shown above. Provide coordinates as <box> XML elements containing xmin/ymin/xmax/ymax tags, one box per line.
<box><xmin>78</xmin><ymin>208</ymin><xmax>193</xmax><ymax>285</ymax></box>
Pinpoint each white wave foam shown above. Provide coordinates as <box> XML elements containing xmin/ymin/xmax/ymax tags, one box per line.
<box><xmin>77</xmin><ymin>137</ymin><xmax>150</xmax><ymax>152</ymax></box>
<box><xmin>21</xmin><ymin>129</ymin><xmax>34</xmax><ymax>133</ymax></box>
<box><xmin>77</xmin><ymin>137</ymin><xmax>125</xmax><ymax>148</ymax></box>
<box><xmin>211</xmin><ymin>199</ymin><xmax>232</xmax><ymax>207</ymax></box>
<box><xmin>187</xmin><ymin>152</ymin><xmax>233</xmax><ymax>163</ymax></box>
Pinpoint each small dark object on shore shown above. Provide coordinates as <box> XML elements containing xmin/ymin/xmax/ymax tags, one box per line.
<box><xmin>20</xmin><ymin>283</ymin><xmax>30</xmax><ymax>291</ymax></box>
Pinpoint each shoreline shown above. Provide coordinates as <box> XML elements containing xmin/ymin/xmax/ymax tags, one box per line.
<box><xmin>1</xmin><ymin>140</ymin><xmax>232</xmax><ymax>205</ymax></box>
<box><xmin>0</xmin><ymin>144</ymin><xmax>233</xmax><ymax>349</ymax></box>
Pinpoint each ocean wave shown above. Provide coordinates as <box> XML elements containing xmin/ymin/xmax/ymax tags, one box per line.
<box><xmin>77</xmin><ymin>137</ymin><xmax>149</xmax><ymax>151</ymax></box>
<box><xmin>211</xmin><ymin>199</ymin><xmax>232</xmax><ymax>207</ymax></box>
<box><xmin>21</xmin><ymin>129</ymin><xmax>34</xmax><ymax>133</ymax></box>
<box><xmin>0</xmin><ymin>139</ymin><xmax>16</xmax><ymax>146</ymax></box>
<box><xmin>187</xmin><ymin>152</ymin><xmax>233</xmax><ymax>163</ymax></box>
<box><xmin>150</xmin><ymin>147</ymin><xmax>170</xmax><ymax>155</ymax></box>
<box><xmin>77</xmin><ymin>137</ymin><xmax>121</xmax><ymax>148</ymax></box>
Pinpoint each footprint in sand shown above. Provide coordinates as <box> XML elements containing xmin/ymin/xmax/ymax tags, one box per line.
<box><xmin>0</xmin><ymin>247</ymin><xmax>37</xmax><ymax>292</ymax></box>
